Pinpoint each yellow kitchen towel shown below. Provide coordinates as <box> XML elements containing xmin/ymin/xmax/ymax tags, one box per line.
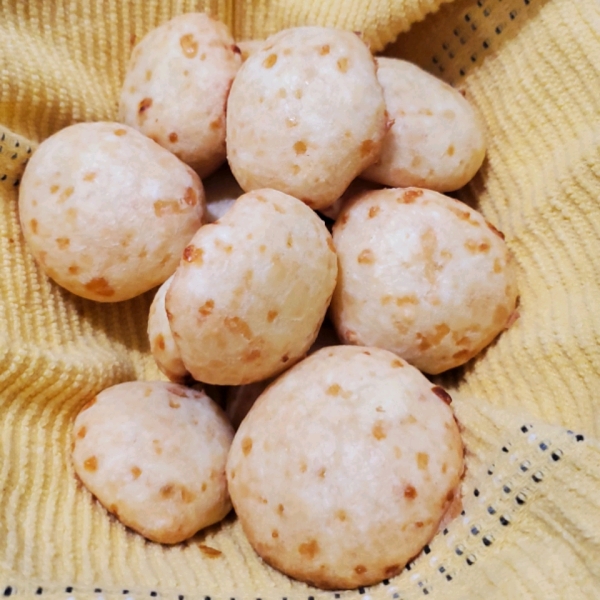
<box><xmin>1</xmin><ymin>0</ymin><xmax>600</xmax><ymax>598</ymax></box>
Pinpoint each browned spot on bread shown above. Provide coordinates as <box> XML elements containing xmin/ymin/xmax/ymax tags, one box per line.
<box><xmin>200</xmin><ymin>52</ymin><xmax>207</xmax><ymax>60</ymax></box>
<box><xmin>411</xmin><ymin>156</ymin><xmax>423</xmax><ymax>168</ymax></box>
<box><xmin>181</xmin><ymin>487</ymin><xmax>195</xmax><ymax>503</ymax></box>
<box><xmin>327</xmin><ymin>384</ymin><xmax>341</xmax><ymax>396</ymax></box>
<box><xmin>131</xmin><ymin>466</ymin><xmax>142</xmax><ymax>479</ymax></box>
<box><xmin>335</xmin><ymin>509</ymin><xmax>347</xmax><ymax>521</ymax></box>
<box><xmin>144</xmin><ymin>69</ymin><xmax>152</xmax><ymax>81</ymax></box>
<box><xmin>281</xmin><ymin>354</ymin><xmax>290</xmax><ymax>363</ymax></box>
<box><xmin>277</xmin><ymin>503</ymin><xmax>285</xmax><ymax>515</ymax></box>
<box><xmin>318</xmin><ymin>467</ymin><xmax>326</xmax><ymax>478</ymax></box>
<box><xmin>432</xmin><ymin>386</ymin><xmax>453</xmax><ymax>404</ymax></box>
<box><xmin>360</xmin><ymin>139</ymin><xmax>376</xmax><ymax>157</ymax></box>
<box><xmin>446</xmin><ymin>489</ymin><xmax>455</xmax><ymax>502</ymax></box>
<box><xmin>153</xmin><ymin>440</ymin><xmax>162</xmax><ymax>455</ymax></box>
<box><xmin>210</xmin><ymin>119</ymin><xmax>221</xmax><ymax>130</ymax></box>
<box><xmin>385</xmin><ymin>564</ymin><xmax>402</xmax><ymax>577</ymax></box>
<box><xmin>168</xmin><ymin>399</ymin><xmax>180</xmax><ymax>409</ymax></box>
<box><xmin>242</xmin><ymin>437</ymin><xmax>253</xmax><ymax>456</ymax></box>
<box><xmin>85</xmin><ymin>277</ymin><xmax>114</xmax><ymax>298</ymax></box>
<box><xmin>453</xmin><ymin>349</ymin><xmax>471</xmax><ymax>361</ymax></box>
<box><xmin>442</xmin><ymin>463</ymin><xmax>448</xmax><ymax>473</ymax></box>
<box><xmin>372</xmin><ymin>421</ymin><xmax>386</xmax><ymax>440</ymax></box>
<box><xmin>180</xmin><ymin>34</ymin><xmax>198</xmax><ymax>58</ymax></box>
<box><xmin>286</xmin><ymin>233</ymin><xmax>293</xmax><ymax>248</ymax></box>
<box><xmin>298</xmin><ymin>539</ymin><xmax>319</xmax><ymax>559</ymax></box>
<box><xmin>319</xmin><ymin>44</ymin><xmax>330</xmax><ymax>55</ymax></box>
<box><xmin>415</xmin><ymin>521</ymin><xmax>424</xmax><ymax>528</ymax></box>
<box><xmin>77</xmin><ymin>426</ymin><xmax>86</xmax><ymax>439</ymax></box>
<box><xmin>446</xmin><ymin>144</ymin><xmax>455</xmax><ymax>156</ymax></box>
<box><xmin>84</xmin><ymin>456</ymin><xmax>97</xmax><ymax>472</ymax></box>
<box><xmin>273</xmin><ymin>204</ymin><xmax>286</xmax><ymax>214</ymax></box>
<box><xmin>199</xmin><ymin>299</ymin><xmax>214</xmax><ymax>317</ymax></box>
<box><xmin>396</xmin><ymin>295</ymin><xmax>419</xmax><ymax>306</ymax></box>
<box><xmin>202</xmin><ymin>482</ymin><xmax>207</xmax><ymax>492</ymax></box>
<box><xmin>155</xmin><ymin>334</ymin><xmax>165</xmax><ymax>350</ymax></box>
<box><xmin>290</xmin><ymin>164</ymin><xmax>301</xmax><ymax>175</ymax></box>
<box><xmin>160</xmin><ymin>484</ymin><xmax>174</xmax><ymax>498</ymax></box>
<box><xmin>169</xmin><ymin>132</ymin><xmax>178</xmax><ymax>143</ymax></box>
<box><xmin>114</xmin><ymin>128</ymin><xmax>127</xmax><ymax>136</ymax></box>
<box><xmin>416</xmin><ymin>333</ymin><xmax>431</xmax><ymax>352</ymax></box>
<box><xmin>263</xmin><ymin>53</ymin><xmax>277</xmax><ymax>68</ymax></box>
<box><xmin>109</xmin><ymin>503</ymin><xmax>119</xmax><ymax>517</ymax></box>
<box><xmin>224</xmin><ymin>316</ymin><xmax>252</xmax><ymax>340</ymax></box>
<box><xmin>487</xmin><ymin>221</ymin><xmax>505</xmax><ymax>240</ymax></box>
<box><xmin>154</xmin><ymin>200</ymin><xmax>186</xmax><ymax>216</ymax></box>
<box><xmin>493</xmin><ymin>258</ymin><xmax>503</xmax><ymax>273</ymax></box>
<box><xmin>368</xmin><ymin>206</ymin><xmax>380</xmax><ymax>218</ymax></box>
<box><xmin>404</xmin><ymin>485</ymin><xmax>417</xmax><ymax>499</ymax></box>
<box><xmin>56</xmin><ymin>237</ymin><xmax>70</xmax><ymax>249</ymax></box>
<box><xmin>81</xmin><ymin>397</ymin><xmax>97</xmax><ymax>411</ymax></box>
<box><xmin>243</xmin><ymin>348</ymin><xmax>261</xmax><ymax>362</ymax></box>
<box><xmin>337</xmin><ymin>57</ymin><xmax>349</xmax><ymax>72</ymax></box>
<box><xmin>272</xmin><ymin>529</ymin><xmax>279</xmax><ymax>539</ymax></box>
<box><xmin>278</xmin><ymin>88</ymin><xmax>287</xmax><ymax>98</ymax></box>
<box><xmin>357</xmin><ymin>249</ymin><xmax>374</xmax><ymax>264</ymax></box>
<box><xmin>419</xmin><ymin>108</ymin><xmax>433</xmax><ymax>116</ymax></box>
<box><xmin>400</xmin><ymin>189</ymin><xmax>423</xmax><ymax>203</ymax></box>
<box><xmin>83</xmin><ymin>172</ymin><xmax>96</xmax><ymax>181</ymax></box>
<box><xmin>294</xmin><ymin>89</ymin><xmax>303</xmax><ymax>99</ymax></box>
<box><xmin>394</xmin><ymin>446</ymin><xmax>402</xmax><ymax>459</ymax></box>
<box><xmin>183</xmin><ymin>245</ymin><xmax>204</xmax><ymax>264</ymax></box>
<box><xmin>30</xmin><ymin>219</ymin><xmax>38</xmax><ymax>234</ymax></box>
<box><xmin>286</xmin><ymin>117</ymin><xmax>298</xmax><ymax>128</ymax></box>
<box><xmin>66</xmin><ymin>207</ymin><xmax>77</xmax><ymax>222</ymax></box>
<box><xmin>50</xmin><ymin>184</ymin><xmax>59</xmax><ymax>193</ymax></box>
<box><xmin>267</xmin><ymin>310</ymin><xmax>278</xmax><ymax>322</ymax></box>
<box><xmin>199</xmin><ymin>544</ymin><xmax>222</xmax><ymax>558</ymax></box>
<box><xmin>294</xmin><ymin>141</ymin><xmax>307</xmax><ymax>155</ymax></box>
<box><xmin>494</xmin><ymin>304</ymin><xmax>509</xmax><ymax>326</ymax></box>
<box><xmin>416</xmin><ymin>452</ymin><xmax>429</xmax><ymax>470</ymax></box>
<box><xmin>465</xmin><ymin>239</ymin><xmax>491</xmax><ymax>253</ymax></box>
<box><xmin>138</xmin><ymin>97</ymin><xmax>152</xmax><ymax>117</ymax></box>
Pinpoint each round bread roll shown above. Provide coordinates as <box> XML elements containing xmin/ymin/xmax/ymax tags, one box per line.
<box><xmin>226</xmin><ymin>27</ymin><xmax>387</xmax><ymax>210</ymax></box>
<box><xmin>118</xmin><ymin>13</ymin><xmax>242</xmax><ymax>179</ymax></box>
<box><xmin>166</xmin><ymin>189</ymin><xmax>337</xmax><ymax>385</ymax></box>
<box><xmin>148</xmin><ymin>276</ymin><xmax>189</xmax><ymax>382</ymax></box>
<box><xmin>331</xmin><ymin>187</ymin><xmax>518</xmax><ymax>374</ymax></box>
<box><xmin>226</xmin><ymin>319</ymin><xmax>340</xmax><ymax>429</ymax></box>
<box><xmin>71</xmin><ymin>381</ymin><xmax>233</xmax><ymax>544</ymax></box>
<box><xmin>361</xmin><ymin>58</ymin><xmax>486</xmax><ymax>192</ymax></box>
<box><xmin>19</xmin><ymin>122</ymin><xmax>204</xmax><ymax>302</ymax></box>
<box><xmin>227</xmin><ymin>345</ymin><xmax>464</xmax><ymax>589</ymax></box>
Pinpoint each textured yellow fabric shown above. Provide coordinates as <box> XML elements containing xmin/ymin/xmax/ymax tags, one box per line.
<box><xmin>1</xmin><ymin>0</ymin><xmax>600</xmax><ymax>598</ymax></box>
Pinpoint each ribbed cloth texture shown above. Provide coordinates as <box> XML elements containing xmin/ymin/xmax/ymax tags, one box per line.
<box><xmin>1</xmin><ymin>0</ymin><xmax>599</xmax><ymax>597</ymax></box>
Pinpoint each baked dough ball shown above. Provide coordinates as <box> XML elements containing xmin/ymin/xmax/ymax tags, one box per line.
<box><xmin>227</xmin><ymin>346</ymin><xmax>463</xmax><ymax>589</ymax></box>
<box><xmin>203</xmin><ymin>164</ymin><xmax>243</xmax><ymax>223</ymax></box>
<box><xmin>148</xmin><ymin>276</ymin><xmax>189</xmax><ymax>382</ymax></box>
<box><xmin>72</xmin><ymin>381</ymin><xmax>233</xmax><ymax>544</ymax></box>
<box><xmin>225</xmin><ymin>320</ymin><xmax>340</xmax><ymax>429</ymax></box>
<box><xmin>331</xmin><ymin>187</ymin><xmax>518</xmax><ymax>374</ymax></box>
<box><xmin>226</xmin><ymin>27</ymin><xmax>387</xmax><ymax>210</ymax></box>
<box><xmin>119</xmin><ymin>13</ymin><xmax>242</xmax><ymax>178</ymax></box>
<box><xmin>362</xmin><ymin>58</ymin><xmax>486</xmax><ymax>192</ymax></box>
<box><xmin>166</xmin><ymin>189</ymin><xmax>337</xmax><ymax>385</ymax></box>
<box><xmin>19</xmin><ymin>122</ymin><xmax>204</xmax><ymax>302</ymax></box>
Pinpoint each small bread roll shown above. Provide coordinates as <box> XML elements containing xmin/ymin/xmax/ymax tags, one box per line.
<box><xmin>119</xmin><ymin>13</ymin><xmax>242</xmax><ymax>178</ymax></box>
<box><xmin>148</xmin><ymin>276</ymin><xmax>189</xmax><ymax>382</ymax></box>
<box><xmin>19</xmin><ymin>122</ymin><xmax>204</xmax><ymax>302</ymax></box>
<box><xmin>362</xmin><ymin>58</ymin><xmax>486</xmax><ymax>192</ymax></box>
<box><xmin>166</xmin><ymin>189</ymin><xmax>337</xmax><ymax>385</ymax></box>
<box><xmin>331</xmin><ymin>187</ymin><xmax>518</xmax><ymax>374</ymax></box>
<box><xmin>227</xmin><ymin>27</ymin><xmax>387</xmax><ymax>210</ymax></box>
<box><xmin>72</xmin><ymin>381</ymin><xmax>234</xmax><ymax>544</ymax></box>
<box><xmin>227</xmin><ymin>346</ymin><xmax>463</xmax><ymax>589</ymax></box>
